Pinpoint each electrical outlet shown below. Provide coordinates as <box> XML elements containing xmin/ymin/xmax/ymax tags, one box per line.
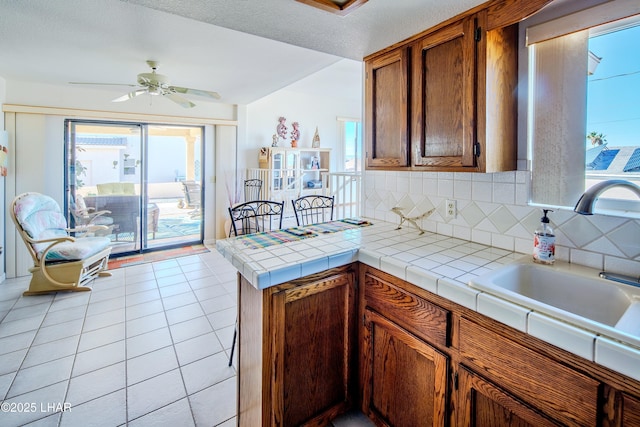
<box><xmin>446</xmin><ymin>199</ymin><xmax>457</xmax><ymax>219</ymax></box>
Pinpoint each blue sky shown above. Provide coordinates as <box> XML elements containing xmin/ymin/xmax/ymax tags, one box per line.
<box><xmin>586</xmin><ymin>24</ymin><xmax>640</xmax><ymax>147</ymax></box>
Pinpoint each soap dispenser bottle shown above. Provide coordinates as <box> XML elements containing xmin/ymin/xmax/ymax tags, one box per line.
<box><xmin>533</xmin><ymin>209</ymin><xmax>555</xmax><ymax>264</ymax></box>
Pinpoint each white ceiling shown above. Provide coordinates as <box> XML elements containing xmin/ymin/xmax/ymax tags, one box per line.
<box><xmin>0</xmin><ymin>0</ymin><xmax>487</xmax><ymax>106</ymax></box>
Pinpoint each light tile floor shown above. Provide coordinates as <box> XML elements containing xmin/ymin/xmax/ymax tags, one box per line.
<box><xmin>0</xmin><ymin>249</ymin><xmax>238</xmax><ymax>427</ymax></box>
<box><xmin>0</xmin><ymin>248</ymin><xmax>373</xmax><ymax>427</ymax></box>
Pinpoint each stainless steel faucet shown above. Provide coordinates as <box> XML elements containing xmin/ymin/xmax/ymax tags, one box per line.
<box><xmin>574</xmin><ymin>179</ymin><xmax>640</xmax><ymax>287</ymax></box>
<box><xmin>574</xmin><ymin>179</ymin><xmax>640</xmax><ymax>215</ymax></box>
<box><xmin>599</xmin><ymin>271</ymin><xmax>640</xmax><ymax>288</ymax></box>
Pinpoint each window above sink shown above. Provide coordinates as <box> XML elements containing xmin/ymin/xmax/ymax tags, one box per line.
<box><xmin>525</xmin><ymin>2</ymin><xmax>640</xmax><ymax>217</ymax></box>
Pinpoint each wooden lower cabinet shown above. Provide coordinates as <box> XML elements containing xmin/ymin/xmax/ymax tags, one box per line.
<box><xmin>358</xmin><ymin>265</ymin><xmax>640</xmax><ymax>427</ymax></box>
<box><xmin>237</xmin><ymin>262</ymin><xmax>640</xmax><ymax>426</ymax></box>
<box><xmin>361</xmin><ymin>309</ymin><xmax>448</xmax><ymax>426</ymax></box>
<box><xmin>237</xmin><ymin>265</ymin><xmax>357</xmax><ymax>427</ymax></box>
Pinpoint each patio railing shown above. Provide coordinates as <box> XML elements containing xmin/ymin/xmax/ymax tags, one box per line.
<box><xmin>322</xmin><ymin>172</ymin><xmax>362</xmax><ymax>220</ymax></box>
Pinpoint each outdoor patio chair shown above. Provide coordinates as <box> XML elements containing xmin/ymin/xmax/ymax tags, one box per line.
<box><xmin>181</xmin><ymin>180</ymin><xmax>201</xmax><ymax>218</ymax></box>
<box><xmin>228</xmin><ymin>200</ymin><xmax>285</xmax><ymax>237</ymax></box>
<box><xmin>292</xmin><ymin>195</ymin><xmax>335</xmax><ymax>226</ymax></box>
<box><xmin>10</xmin><ymin>192</ymin><xmax>112</xmax><ymax>296</ymax></box>
<box><xmin>69</xmin><ymin>193</ymin><xmax>115</xmax><ymax>235</ymax></box>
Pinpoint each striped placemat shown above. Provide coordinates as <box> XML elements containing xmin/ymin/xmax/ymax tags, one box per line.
<box><xmin>236</xmin><ymin>219</ymin><xmax>372</xmax><ymax>249</ymax></box>
<box><xmin>237</xmin><ymin>228</ymin><xmax>316</xmax><ymax>249</ymax></box>
<box><xmin>307</xmin><ymin>218</ymin><xmax>373</xmax><ymax>234</ymax></box>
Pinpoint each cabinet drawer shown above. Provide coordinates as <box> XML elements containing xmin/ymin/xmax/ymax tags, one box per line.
<box><xmin>364</xmin><ymin>271</ymin><xmax>449</xmax><ymax>347</ymax></box>
<box><xmin>459</xmin><ymin>318</ymin><xmax>599</xmax><ymax>426</ymax></box>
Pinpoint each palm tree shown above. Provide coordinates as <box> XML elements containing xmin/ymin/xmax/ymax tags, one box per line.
<box><xmin>587</xmin><ymin>131</ymin><xmax>606</xmax><ymax>146</ymax></box>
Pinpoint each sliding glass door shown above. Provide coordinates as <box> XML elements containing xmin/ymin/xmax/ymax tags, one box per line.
<box><xmin>145</xmin><ymin>125</ymin><xmax>203</xmax><ymax>249</ymax></box>
<box><xmin>65</xmin><ymin>120</ymin><xmax>204</xmax><ymax>256</ymax></box>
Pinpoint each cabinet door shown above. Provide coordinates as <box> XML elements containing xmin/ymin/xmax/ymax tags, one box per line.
<box><xmin>271</xmin><ymin>150</ymin><xmax>284</xmax><ymax>191</ymax></box>
<box><xmin>457</xmin><ymin>366</ymin><xmax>563</xmax><ymax>427</ymax></box>
<box><xmin>622</xmin><ymin>393</ymin><xmax>640</xmax><ymax>426</ymax></box>
<box><xmin>411</xmin><ymin>15</ymin><xmax>476</xmax><ymax>169</ymax></box>
<box><xmin>361</xmin><ymin>309</ymin><xmax>447</xmax><ymax>427</ymax></box>
<box><xmin>365</xmin><ymin>48</ymin><xmax>409</xmax><ymax>168</ymax></box>
<box><xmin>270</xmin><ymin>270</ymin><xmax>356</xmax><ymax>426</ymax></box>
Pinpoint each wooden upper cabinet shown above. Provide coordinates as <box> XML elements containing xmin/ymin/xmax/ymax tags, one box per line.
<box><xmin>410</xmin><ymin>10</ymin><xmax>518</xmax><ymax>172</ymax></box>
<box><xmin>365</xmin><ymin>48</ymin><xmax>409</xmax><ymax>168</ymax></box>
<box><xmin>479</xmin><ymin>17</ymin><xmax>519</xmax><ymax>173</ymax></box>
<box><xmin>411</xmin><ymin>15</ymin><xmax>476</xmax><ymax>169</ymax></box>
<box><xmin>363</xmin><ymin>0</ymin><xmax>544</xmax><ymax>173</ymax></box>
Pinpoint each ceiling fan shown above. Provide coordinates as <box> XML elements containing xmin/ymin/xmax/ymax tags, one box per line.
<box><xmin>70</xmin><ymin>60</ymin><xmax>221</xmax><ymax>108</ymax></box>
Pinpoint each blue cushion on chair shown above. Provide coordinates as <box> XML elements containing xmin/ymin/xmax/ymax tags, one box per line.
<box><xmin>44</xmin><ymin>236</ymin><xmax>111</xmax><ymax>262</ymax></box>
<box><xmin>13</xmin><ymin>192</ymin><xmax>111</xmax><ymax>261</ymax></box>
<box><xmin>14</xmin><ymin>193</ymin><xmax>67</xmax><ymax>239</ymax></box>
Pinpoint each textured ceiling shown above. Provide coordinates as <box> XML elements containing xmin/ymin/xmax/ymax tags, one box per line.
<box><xmin>0</xmin><ymin>0</ymin><xmax>487</xmax><ymax>106</ymax></box>
<box><xmin>122</xmin><ymin>0</ymin><xmax>487</xmax><ymax>60</ymax></box>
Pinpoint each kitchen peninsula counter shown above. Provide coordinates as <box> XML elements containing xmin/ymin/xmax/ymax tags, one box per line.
<box><xmin>216</xmin><ymin>219</ymin><xmax>640</xmax><ymax>426</ymax></box>
<box><xmin>216</xmin><ymin>219</ymin><xmax>519</xmax><ymax>292</ymax></box>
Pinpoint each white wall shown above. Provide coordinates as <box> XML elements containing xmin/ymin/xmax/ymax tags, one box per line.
<box><xmin>214</xmin><ymin>60</ymin><xmax>363</xmax><ymax>236</ymax></box>
<box><xmin>245</xmin><ymin>60</ymin><xmax>363</xmax><ymax>172</ymax></box>
<box><xmin>0</xmin><ymin>76</ymin><xmax>6</xmax><ymax>282</ymax></box>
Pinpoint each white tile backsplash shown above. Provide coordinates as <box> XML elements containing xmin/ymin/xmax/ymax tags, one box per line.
<box><xmin>364</xmin><ymin>171</ymin><xmax>640</xmax><ymax>274</ymax></box>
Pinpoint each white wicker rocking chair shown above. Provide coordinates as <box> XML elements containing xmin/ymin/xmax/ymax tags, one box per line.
<box><xmin>10</xmin><ymin>192</ymin><xmax>112</xmax><ymax>296</ymax></box>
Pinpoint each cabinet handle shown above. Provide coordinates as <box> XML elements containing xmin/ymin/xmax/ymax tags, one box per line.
<box><xmin>473</xmin><ymin>142</ymin><xmax>481</xmax><ymax>157</ymax></box>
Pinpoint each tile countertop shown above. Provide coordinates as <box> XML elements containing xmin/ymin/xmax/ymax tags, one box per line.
<box><xmin>215</xmin><ymin>219</ymin><xmax>640</xmax><ymax>382</ymax></box>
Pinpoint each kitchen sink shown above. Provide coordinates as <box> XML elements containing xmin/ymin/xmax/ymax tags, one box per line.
<box><xmin>469</xmin><ymin>257</ymin><xmax>640</xmax><ymax>342</ymax></box>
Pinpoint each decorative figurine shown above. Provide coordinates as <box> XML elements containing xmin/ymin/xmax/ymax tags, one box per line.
<box><xmin>290</xmin><ymin>122</ymin><xmax>300</xmax><ymax>148</ymax></box>
<box><xmin>272</xmin><ymin>134</ymin><xmax>278</xmax><ymax>147</ymax></box>
<box><xmin>391</xmin><ymin>206</ymin><xmax>436</xmax><ymax>235</ymax></box>
<box><xmin>312</xmin><ymin>126</ymin><xmax>320</xmax><ymax>148</ymax></box>
<box><xmin>277</xmin><ymin>116</ymin><xmax>288</xmax><ymax>141</ymax></box>
<box><xmin>311</xmin><ymin>156</ymin><xmax>320</xmax><ymax>170</ymax></box>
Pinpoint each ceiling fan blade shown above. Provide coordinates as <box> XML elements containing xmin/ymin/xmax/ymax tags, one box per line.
<box><xmin>164</xmin><ymin>92</ymin><xmax>196</xmax><ymax>108</ymax></box>
<box><xmin>69</xmin><ymin>82</ymin><xmax>138</xmax><ymax>87</ymax></box>
<box><xmin>112</xmin><ymin>89</ymin><xmax>147</xmax><ymax>102</ymax></box>
<box><xmin>171</xmin><ymin>86</ymin><xmax>221</xmax><ymax>100</ymax></box>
